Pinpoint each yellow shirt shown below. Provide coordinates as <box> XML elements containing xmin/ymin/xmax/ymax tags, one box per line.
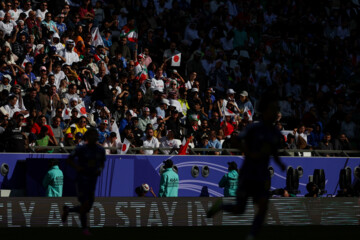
<box><xmin>65</xmin><ymin>124</ymin><xmax>88</xmax><ymax>140</ymax></box>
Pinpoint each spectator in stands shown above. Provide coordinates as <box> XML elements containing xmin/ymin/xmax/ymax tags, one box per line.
<box><xmin>208</xmin><ymin>129</ymin><xmax>222</xmax><ymax>155</ymax></box>
<box><xmin>97</xmin><ymin>119</ymin><xmax>110</xmax><ymax>145</ymax></box>
<box><xmin>293</xmin><ymin>124</ymin><xmax>311</xmax><ymax>150</ymax></box>
<box><xmin>35</xmin><ymin>125</ymin><xmax>55</xmax><ymax>152</ymax></box>
<box><xmin>159</xmin><ymin>129</ymin><xmax>180</xmax><ymax>155</ymax></box>
<box><xmin>51</xmin><ymin>116</ymin><xmax>64</xmax><ymax>147</ymax></box>
<box><xmin>64</xmin><ymin>115</ymin><xmax>88</xmax><ymax>141</ymax></box>
<box><xmin>308</xmin><ymin>122</ymin><xmax>324</xmax><ymax>149</ymax></box>
<box><xmin>140</xmin><ymin>127</ymin><xmax>159</xmax><ymax>155</ymax></box>
<box><xmin>318</xmin><ymin>132</ymin><xmax>334</xmax><ymax>157</ymax></box>
<box><xmin>1</xmin><ymin>112</ymin><xmax>27</xmax><ymax>152</ymax></box>
<box><xmin>333</xmin><ymin>133</ymin><xmax>352</xmax><ymax>151</ymax></box>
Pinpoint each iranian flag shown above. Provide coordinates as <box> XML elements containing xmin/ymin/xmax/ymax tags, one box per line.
<box><xmin>134</xmin><ymin>62</ymin><xmax>148</xmax><ymax>83</ymax></box>
<box><xmin>171</xmin><ymin>53</ymin><xmax>181</xmax><ymax>67</ymax></box>
<box><xmin>121</xmin><ymin>27</ymin><xmax>138</xmax><ymax>43</ymax></box>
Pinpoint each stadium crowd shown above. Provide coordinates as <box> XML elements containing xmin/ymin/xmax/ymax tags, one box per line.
<box><xmin>0</xmin><ymin>0</ymin><xmax>359</xmax><ymax>154</ymax></box>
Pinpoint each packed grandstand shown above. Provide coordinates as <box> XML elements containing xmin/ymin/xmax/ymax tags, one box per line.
<box><xmin>0</xmin><ymin>0</ymin><xmax>359</xmax><ymax>155</ymax></box>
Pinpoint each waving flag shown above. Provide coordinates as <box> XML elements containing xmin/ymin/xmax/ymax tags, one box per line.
<box><xmin>178</xmin><ymin>136</ymin><xmax>192</xmax><ymax>155</ymax></box>
<box><xmin>119</xmin><ymin>138</ymin><xmax>131</xmax><ymax>154</ymax></box>
<box><xmin>121</xmin><ymin>27</ymin><xmax>138</xmax><ymax>43</ymax></box>
<box><xmin>91</xmin><ymin>27</ymin><xmax>105</xmax><ymax>47</ymax></box>
<box><xmin>62</xmin><ymin>102</ymin><xmax>88</xmax><ymax>120</ymax></box>
<box><xmin>171</xmin><ymin>53</ymin><xmax>181</xmax><ymax>67</ymax></box>
<box><xmin>244</xmin><ymin>106</ymin><xmax>253</xmax><ymax>121</ymax></box>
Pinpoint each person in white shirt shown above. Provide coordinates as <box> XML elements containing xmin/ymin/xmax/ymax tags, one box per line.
<box><xmin>50</xmin><ymin>61</ymin><xmax>67</xmax><ymax>89</ymax></box>
<box><xmin>58</xmin><ymin>39</ymin><xmax>80</xmax><ymax>66</ymax></box>
<box><xmin>20</xmin><ymin>0</ymin><xmax>32</xmax><ymax>18</ymax></box>
<box><xmin>36</xmin><ymin>2</ymin><xmax>48</xmax><ymax>21</ymax></box>
<box><xmin>4</xmin><ymin>94</ymin><xmax>28</xmax><ymax>118</ymax></box>
<box><xmin>0</xmin><ymin>1</ymin><xmax>15</xmax><ymax>21</ymax></box>
<box><xmin>0</xmin><ymin>12</ymin><xmax>17</xmax><ymax>36</ymax></box>
<box><xmin>103</xmin><ymin>132</ymin><xmax>122</xmax><ymax>154</ymax></box>
<box><xmin>11</xmin><ymin>0</ymin><xmax>22</xmax><ymax>21</ymax></box>
<box><xmin>141</xmin><ymin>127</ymin><xmax>159</xmax><ymax>155</ymax></box>
<box><xmin>184</xmin><ymin>71</ymin><xmax>197</xmax><ymax>90</ymax></box>
<box><xmin>159</xmin><ymin>130</ymin><xmax>180</xmax><ymax>154</ymax></box>
<box><xmin>150</xmin><ymin>68</ymin><xmax>165</xmax><ymax>92</ymax></box>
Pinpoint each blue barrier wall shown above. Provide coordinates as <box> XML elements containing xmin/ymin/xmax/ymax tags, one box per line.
<box><xmin>0</xmin><ymin>153</ymin><xmax>359</xmax><ymax>197</ymax></box>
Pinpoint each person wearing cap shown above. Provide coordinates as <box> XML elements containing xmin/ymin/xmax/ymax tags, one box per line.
<box><xmin>156</xmin><ymin>98</ymin><xmax>169</xmax><ymax>120</ymax></box>
<box><xmin>119</xmin><ymin>109</ymin><xmax>137</xmax><ymax>134</ymax></box>
<box><xmin>135</xmin><ymin>183</ymin><xmax>157</xmax><ymax>197</ymax></box>
<box><xmin>74</xmin><ymin>132</ymin><xmax>85</xmax><ymax>146</ymax></box>
<box><xmin>50</xmin><ymin>32</ymin><xmax>64</xmax><ymax>54</ymax></box>
<box><xmin>96</xmin><ymin>119</ymin><xmax>111</xmax><ymax>145</ymax></box>
<box><xmin>159</xmin><ymin>159</ymin><xmax>179</xmax><ymax>197</ymax></box>
<box><xmin>218</xmin><ymin>161</ymin><xmax>239</xmax><ymax>197</ymax></box>
<box><xmin>0</xmin><ymin>74</ymin><xmax>12</xmax><ymax>93</ymax></box>
<box><xmin>237</xmin><ymin>90</ymin><xmax>254</xmax><ymax>121</ymax></box>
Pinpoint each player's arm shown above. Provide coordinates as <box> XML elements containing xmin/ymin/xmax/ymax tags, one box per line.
<box><xmin>66</xmin><ymin>148</ymin><xmax>83</xmax><ymax>173</ymax></box>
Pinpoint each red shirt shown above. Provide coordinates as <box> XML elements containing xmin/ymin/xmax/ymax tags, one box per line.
<box><xmin>220</xmin><ymin>121</ymin><xmax>234</xmax><ymax>137</ymax></box>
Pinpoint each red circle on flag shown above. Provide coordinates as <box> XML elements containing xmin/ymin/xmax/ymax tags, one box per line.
<box><xmin>173</xmin><ymin>55</ymin><xmax>180</xmax><ymax>62</ymax></box>
<box><xmin>80</xmin><ymin>107</ymin><xmax>87</xmax><ymax>115</ymax></box>
<box><xmin>121</xmin><ymin>144</ymin><xmax>127</xmax><ymax>152</ymax></box>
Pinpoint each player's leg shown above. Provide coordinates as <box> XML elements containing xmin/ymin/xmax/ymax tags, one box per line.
<box><xmin>249</xmin><ymin>196</ymin><xmax>269</xmax><ymax>238</ymax></box>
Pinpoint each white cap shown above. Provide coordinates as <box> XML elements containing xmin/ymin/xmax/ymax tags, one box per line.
<box><xmin>3</xmin><ymin>74</ymin><xmax>11</xmax><ymax>81</ymax></box>
<box><xmin>161</xmin><ymin>98</ymin><xmax>170</xmax><ymax>106</ymax></box>
<box><xmin>191</xmin><ymin>88</ymin><xmax>199</xmax><ymax>92</ymax></box>
<box><xmin>142</xmin><ymin>183</ymin><xmax>149</xmax><ymax>192</ymax></box>
<box><xmin>239</xmin><ymin>91</ymin><xmax>248</xmax><ymax>97</ymax></box>
<box><xmin>127</xmin><ymin>110</ymin><xmax>137</xmax><ymax>117</ymax></box>
<box><xmin>227</xmin><ymin>88</ymin><xmax>236</xmax><ymax>94</ymax></box>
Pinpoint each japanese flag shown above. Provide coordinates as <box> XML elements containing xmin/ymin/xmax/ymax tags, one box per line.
<box><xmin>91</xmin><ymin>27</ymin><xmax>105</xmax><ymax>47</ymax></box>
<box><xmin>171</xmin><ymin>53</ymin><xmax>181</xmax><ymax>67</ymax></box>
<box><xmin>118</xmin><ymin>138</ymin><xmax>131</xmax><ymax>154</ymax></box>
<box><xmin>244</xmin><ymin>106</ymin><xmax>252</xmax><ymax>121</ymax></box>
<box><xmin>62</xmin><ymin>102</ymin><xmax>87</xmax><ymax>120</ymax></box>
<box><xmin>21</xmin><ymin>58</ymin><xmax>29</xmax><ymax>69</ymax></box>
